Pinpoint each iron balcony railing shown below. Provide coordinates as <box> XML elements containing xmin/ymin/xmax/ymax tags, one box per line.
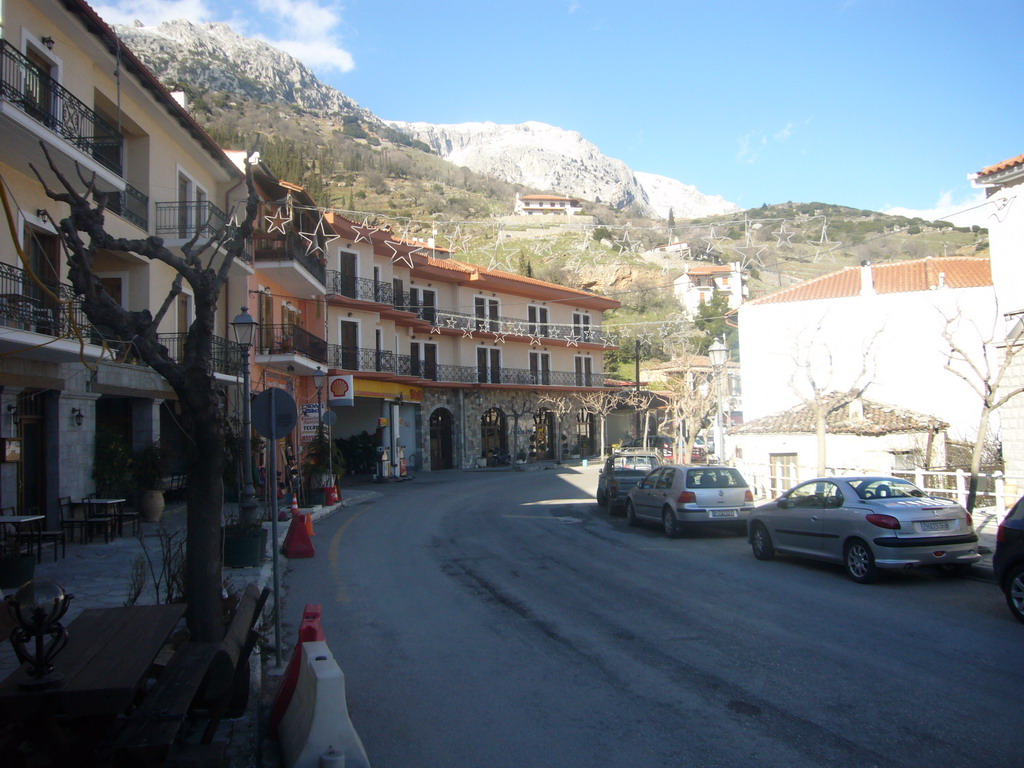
<box><xmin>325</xmin><ymin>344</ymin><xmax>602</xmax><ymax>388</ymax></box>
<box><xmin>158</xmin><ymin>333</ymin><xmax>243</xmax><ymax>377</ymax></box>
<box><xmin>0</xmin><ymin>260</ymin><xmax>90</xmax><ymax>339</ymax></box>
<box><xmin>155</xmin><ymin>201</ymin><xmax>228</xmax><ymax>241</ymax></box>
<box><xmin>0</xmin><ymin>41</ymin><xmax>123</xmax><ymax>175</ymax></box>
<box><xmin>326</xmin><ymin>272</ymin><xmax>394</xmax><ymax>305</ymax></box>
<box><xmin>106</xmin><ymin>182</ymin><xmax>148</xmax><ymax>230</ymax></box>
<box><xmin>430</xmin><ymin>308</ymin><xmax>609</xmax><ymax>345</ymax></box>
<box><xmin>258</xmin><ymin>323</ymin><xmax>327</xmax><ymax>363</ymax></box>
<box><xmin>254</xmin><ymin>235</ymin><xmax>326</xmax><ymax>286</ymax></box>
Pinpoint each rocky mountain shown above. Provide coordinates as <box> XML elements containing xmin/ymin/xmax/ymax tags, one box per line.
<box><xmin>386</xmin><ymin>120</ymin><xmax>739</xmax><ymax>220</ymax></box>
<box><xmin>113</xmin><ymin>20</ymin><xmax>737</xmax><ymax>221</ymax></box>
<box><xmin>114</xmin><ymin>20</ymin><xmax>377</xmax><ymax>120</ymax></box>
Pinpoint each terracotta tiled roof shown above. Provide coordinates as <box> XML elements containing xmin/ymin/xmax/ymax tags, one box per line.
<box><xmin>429</xmin><ymin>257</ymin><xmax>616</xmax><ymax>302</ymax></box>
<box><xmin>687</xmin><ymin>265</ymin><xmax>732</xmax><ymax>275</ymax></box>
<box><xmin>732</xmin><ymin>394</ymin><xmax>947</xmax><ymax>436</ymax></box>
<box><xmin>976</xmin><ymin>153</ymin><xmax>1024</xmax><ymax>179</ymax></box>
<box><xmin>749</xmin><ymin>257</ymin><xmax>991</xmax><ymax>305</ymax></box>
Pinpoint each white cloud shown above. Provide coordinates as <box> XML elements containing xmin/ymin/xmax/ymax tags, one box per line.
<box><xmin>91</xmin><ymin>0</ymin><xmax>216</xmax><ymax>26</ymax></box>
<box><xmin>774</xmin><ymin>122</ymin><xmax>794</xmax><ymax>141</ymax></box>
<box><xmin>884</xmin><ymin>190</ymin><xmax>994</xmax><ymax>228</ymax></box>
<box><xmin>93</xmin><ymin>0</ymin><xmax>356</xmax><ymax>75</ymax></box>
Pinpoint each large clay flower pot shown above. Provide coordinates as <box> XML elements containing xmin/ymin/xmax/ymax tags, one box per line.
<box><xmin>139</xmin><ymin>489</ymin><xmax>165</xmax><ymax>523</ymax></box>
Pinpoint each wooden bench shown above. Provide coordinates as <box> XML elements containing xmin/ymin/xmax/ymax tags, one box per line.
<box><xmin>108</xmin><ymin>585</ymin><xmax>270</xmax><ymax>766</ymax></box>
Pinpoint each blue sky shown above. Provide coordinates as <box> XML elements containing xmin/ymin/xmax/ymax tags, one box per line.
<box><xmin>94</xmin><ymin>1</ymin><xmax>1022</xmax><ymax>225</ymax></box>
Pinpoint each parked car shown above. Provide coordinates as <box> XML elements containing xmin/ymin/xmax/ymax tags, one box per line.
<box><xmin>597</xmin><ymin>451</ymin><xmax>663</xmax><ymax>513</ymax></box>
<box><xmin>747</xmin><ymin>476</ymin><xmax>981</xmax><ymax>583</ymax></box>
<box><xmin>618</xmin><ymin>436</ymin><xmax>674</xmax><ymax>462</ymax></box>
<box><xmin>994</xmin><ymin>495</ymin><xmax>1024</xmax><ymax>624</ymax></box>
<box><xmin>624</xmin><ymin>464</ymin><xmax>754</xmax><ymax>537</ymax></box>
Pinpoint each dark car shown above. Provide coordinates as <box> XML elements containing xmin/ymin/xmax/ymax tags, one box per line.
<box><xmin>994</xmin><ymin>496</ymin><xmax>1024</xmax><ymax>624</ymax></box>
<box><xmin>597</xmin><ymin>451</ymin><xmax>663</xmax><ymax>513</ymax></box>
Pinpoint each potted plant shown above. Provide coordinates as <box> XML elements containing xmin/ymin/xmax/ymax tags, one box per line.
<box><xmin>132</xmin><ymin>441</ymin><xmax>168</xmax><ymax>523</ymax></box>
<box><xmin>0</xmin><ymin>527</ymin><xmax>34</xmax><ymax>590</ymax></box>
<box><xmin>301</xmin><ymin>427</ymin><xmax>344</xmax><ymax>505</ymax></box>
<box><xmin>222</xmin><ymin>511</ymin><xmax>266</xmax><ymax>569</ymax></box>
<box><xmin>93</xmin><ymin>426</ymin><xmax>132</xmax><ymax>498</ymax></box>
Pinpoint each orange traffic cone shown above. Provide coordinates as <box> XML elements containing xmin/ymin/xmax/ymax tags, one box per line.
<box><xmin>305</xmin><ymin>512</ymin><xmax>316</xmax><ymax>537</ymax></box>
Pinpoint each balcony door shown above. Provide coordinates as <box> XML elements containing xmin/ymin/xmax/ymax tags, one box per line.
<box><xmin>337</xmin><ymin>320</ymin><xmax>358</xmax><ymax>370</ymax></box>
<box><xmin>336</xmin><ymin>251</ymin><xmax>356</xmax><ymax>297</ymax></box>
<box><xmin>24</xmin><ymin>45</ymin><xmax>56</xmax><ymax>126</ymax></box>
<box><xmin>23</xmin><ymin>225</ymin><xmax>60</xmax><ymax>334</ymax></box>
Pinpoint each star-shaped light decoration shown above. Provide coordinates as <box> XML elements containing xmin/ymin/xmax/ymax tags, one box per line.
<box><xmin>565</xmin><ymin>333</ymin><xmax>580</xmax><ymax>347</ymax></box>
<box><xmin>299</xmin><ymin>213</ymin><xmax>340</xmax><ymax>256</ymax></box>
<box><xmin>264</xmin><ymin>205</ymin><xmax>292</xmax><ymax>235</ymax></box>
<box><xmin>701</xmin><ymin>226</ymin><xmax>729</xmax><ymax>256</ymax></box>
<box><xmin>444</xmin><ymin>315</ymin><xmax>458</xmax><ymax>329</ymax></box>
<box><xmin>385</xmin><ymin>239</ymin><xmax>415</xmax><ymax>268</ymax></box>
<box><xmin>492</xmin><ymin>330</ymin><xmax>506</xmax><ymax>344</ymax></box>
<box><xmin>462</xmin><ymin>325</ymin><xmax>474</xmax><ymax>339</ymax></box>
<box><xmin>774</xmin><ymin>223</ymin><xmax>795</xmax><ymax>247</ymax></box>
<box><xmin>352</xmin><ymin>218</ymin><xmax>379</xmax><ymax>244</ymax></box>
<box><xmin>529</xmin><ymin>333</ymin><xmax>543</xmax><ymax>346</ymax></box>
<box><xmin>430</xmin><ymin>324</ymin><xmax>442</xmax><ymax>335</ymax></box>
<box><xmin>509</xmin><ymin>321</ymin><xmax>525</xmax><ymax>336</ymax></box>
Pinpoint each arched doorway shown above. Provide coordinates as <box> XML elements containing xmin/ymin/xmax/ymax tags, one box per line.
<box><xmin>429</xmin><ymin>407</ymin><xmax>454</xmax><ymax>470</ymax></box>
<box><xmin>531</xmin><ymin>408</ymin><xmax>555</xmax><ymax>461</ymax></box>
<box><xmin>480</xmin><ymin>407</ymin><xmax>507</xmax><ymax>461</ymax></box>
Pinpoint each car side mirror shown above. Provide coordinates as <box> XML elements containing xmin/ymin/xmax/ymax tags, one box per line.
<box><xmin>776</xmin><ymin>497</ymin><xmax>789</xmax><ymax>509</ymax></box>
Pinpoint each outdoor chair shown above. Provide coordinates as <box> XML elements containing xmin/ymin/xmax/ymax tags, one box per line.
<box><xmin>15</xmin><ymin>505</ymin><xmax>65</xmax><ymax>562</ymax></box>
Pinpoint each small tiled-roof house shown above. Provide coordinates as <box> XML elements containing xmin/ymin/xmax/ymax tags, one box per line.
<box><xmin>738</xmin><ymin>256</ymin><xmax>994</xmax><ymax>442</ymax></box>
<box><xmin>732</xmin><ymin>394</ymin><xmax>949</xmax><ymax>498</ymax></box>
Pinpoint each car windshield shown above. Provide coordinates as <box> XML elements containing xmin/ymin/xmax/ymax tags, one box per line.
<box><xmin>685</xmin><ymin>467</ymin><xmax>746</xmax><ymax>489</ymax></box>
<box><xmin>613</xmin><ymin>455</ymin><xmax>658</xmax><ymax>471</ymax></box>
<box><xmin>850</xmin><ymin>478</ymin><xmax>926</xmax><ymax>500</ymax></box>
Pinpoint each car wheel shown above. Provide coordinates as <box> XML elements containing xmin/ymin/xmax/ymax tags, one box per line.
<box><xmin>844</xmin><ymin>538</ymin><xmax>879</xmax><ymax>584</ymax></box>
<box><xmin>606</xmin><ymin>495</ymin><xmax>619</xmax><ymax>517</ymax></box>
<box><xmin>662</xmin><ymin>507</ymin><xmax>681</xmax><ymax>539</ymax></box>
<box><xmin>596</xmin><ymin>490</ymin><xmax>607</xmax><ymax>507</ymax></box>
<box><xmin>625</xmin><ymin>500</ymin><xmax>638</xmax><ymax>527</ymax></box>
<box><xmin>1005</xmin><ymin>563</ymin><xmax>1024</xmax><ymax>624</ymax></box>
<box><xmin>750</xmin><ymin>522</ymin><xmax>775</xmax><ymax>561</ymax></box>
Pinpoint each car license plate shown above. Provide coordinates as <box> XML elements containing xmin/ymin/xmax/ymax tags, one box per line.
<box><xmin>709</xmin><ymin>509</ymin><xmax>738</xmax><ymax>518</ymax></box>
<box><xmin>919</xmin><ymin>520</ymin><xmax>952</xmax><ymax>532</ymax></box>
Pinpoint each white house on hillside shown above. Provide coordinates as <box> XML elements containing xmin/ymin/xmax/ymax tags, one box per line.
<box><xmin>738</xmin><ymin>257</ymin><xmax>995</xmax><ymax>442</ymax></box>
<box><xmin>673</xmin><ymin>262</ymin><xmax>745</xmax><ymax>318</ymax></box>
<box><xmin>971</xmin><ymin>152</ymin><xmax>1024</xmax><ymax>493</ymax></box>
<box><xmin>514</xmin><ymin>193</ymin><xmax>583</xmax><ymax>216</ymax></box>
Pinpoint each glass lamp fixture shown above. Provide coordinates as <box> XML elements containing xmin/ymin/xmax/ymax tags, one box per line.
<box><xmin>5</xmin><ymin>579</ymin><xmax>74</xmax><ymax>688</ymax></box>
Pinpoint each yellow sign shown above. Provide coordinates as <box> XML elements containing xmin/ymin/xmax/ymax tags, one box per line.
<box><xmin>352</xmin><ymin>379</ymin><xmax>423</xmax><ymax>402</ymax></box>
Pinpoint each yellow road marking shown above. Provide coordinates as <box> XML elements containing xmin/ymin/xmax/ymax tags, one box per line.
<box><xmin>329</xmin><ymin>505</ymin><xmax>371</xmax><ymax>603</ymax></box>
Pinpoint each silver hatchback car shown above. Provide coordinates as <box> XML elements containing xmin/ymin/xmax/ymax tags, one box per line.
<box><xmin>625</xmin><ymin>464</ymin><xmax>755</xmax><ymax>537</ymax></box>
<box><xmin>748</xmin><ymin>476</ymin><xmax>981</xmax><ymax>583</ymax></box>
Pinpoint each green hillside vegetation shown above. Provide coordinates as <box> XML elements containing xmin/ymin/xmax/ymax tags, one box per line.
<box><xmin>183</xmin><ymin>95</ymin><xmax>988</xmax><ymax>378</ymax></box>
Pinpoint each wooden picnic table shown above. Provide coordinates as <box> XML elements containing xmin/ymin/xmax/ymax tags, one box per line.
<box><xmin>0</xmin><ymin>603</ymin><xmax>186</xmax><ymax>719</ymax></box>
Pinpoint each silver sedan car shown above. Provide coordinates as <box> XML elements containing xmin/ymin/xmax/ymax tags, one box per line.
<box><xmin>748</xmin><ymin>476</ymin><xmax>981</xmax><ymax>583</ymax></box>
<box><xmin>625</xmin><ymin>464</ymin><xmax>755</xmax><ymax>537</ymax></box>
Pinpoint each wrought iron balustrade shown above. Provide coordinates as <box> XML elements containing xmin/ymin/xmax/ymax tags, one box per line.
<box><xmin>157</xmin><ymin>333</ymin><xmax>242</xmax><ymax>377</ymax></box>
<box><xmin>0</xmin><ymin>41</ymin><xmax>123</xmax><ymax>175</ymax></box>
<box><xmin>431</xmin><ymin>308</ymin><xmax>609</xmax><ymax>345</ymax></box>
<box><xmin>155</xmin><ymin>201</ymin><xmax>227</xmax><ymax>241</ymax></box>
<box><xmin>257</xmin><ymin>323</ymin><xmax>327</xmax><ymax>362</ymax></box>
<box><xmin>106</xmin><ymin>182</ymin><xmax>148</xmax><ymax>229</ymax></box>
<box><xmin>254</xmin><ymin>235</ymin><xmax>326</xmax><ymax>285</ymax></box>
<box><xmin>325</xmin><ymin>272</ymin><xmax>394</xmax><ymax>304</ymax></box>
<box><xmin>0</xmin><ymin>260</ymin><xmax>90</xmax><ymax>339</ymax></box>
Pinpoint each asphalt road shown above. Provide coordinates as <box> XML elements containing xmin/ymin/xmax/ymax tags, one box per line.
<box><xmin>281</xmin><ymin>466</ymin><xmax>1022</xmax><ymax>768</ymax></box>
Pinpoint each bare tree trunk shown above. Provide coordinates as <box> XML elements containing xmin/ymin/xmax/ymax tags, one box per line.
<box><xmin>967</xmin><ymin>405</ymin><xmax>992</xmax><ymax>513</ymax></box>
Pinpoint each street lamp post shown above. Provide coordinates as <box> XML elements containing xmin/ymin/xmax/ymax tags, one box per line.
<box><xmin>231</xmin><ymin>307</ymin><xmax>259</xmax><ymax>526</ymax></box>
<box><xmin>708</xmin><ymin>337</ymin><xmax>728</xmax><ymax>465</ymax></box>
<box><xmin>312</xmin><ymin>366</ymin><xmax>329</xmax><ymax>482</ymax></box>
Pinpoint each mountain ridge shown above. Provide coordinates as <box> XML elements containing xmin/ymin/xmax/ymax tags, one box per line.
<box><xmin>113</xmin><ymin>19</ymin><xmax>738</xmax><ymax>220</ymax></box>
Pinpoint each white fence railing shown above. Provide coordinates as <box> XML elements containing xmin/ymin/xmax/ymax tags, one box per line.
<box><xmin>734</xmin><ymin>461</ymin><xmax>1023</xmax><ymax>517</ymax></box>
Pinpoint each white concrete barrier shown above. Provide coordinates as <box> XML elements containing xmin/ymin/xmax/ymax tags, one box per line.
<box><xmin>279</xmin><ymin>640</ymin><xmax>370</xmax><ymax>768</ymax></box>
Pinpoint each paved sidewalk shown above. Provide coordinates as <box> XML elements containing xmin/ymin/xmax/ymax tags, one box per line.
<box><xmin>0</xmin><ymin>486</ymin><xmax>380</xmax><ymax>766</ymax></box>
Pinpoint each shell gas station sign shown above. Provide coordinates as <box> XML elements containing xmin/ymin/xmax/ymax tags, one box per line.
<box><xmin>327</xmin><ymin>374</ymin><xmax>354</xmax><ymax>406</ymax></box>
